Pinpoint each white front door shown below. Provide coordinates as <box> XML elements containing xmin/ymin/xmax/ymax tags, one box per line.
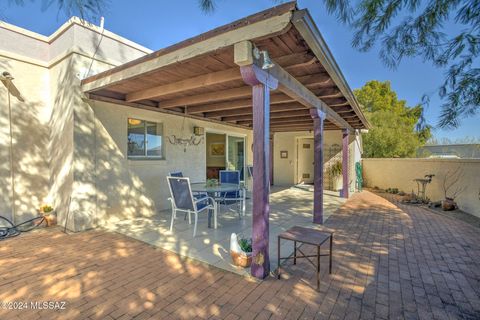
<box><xmin>297</xmin><ymin>138</ymin><xmax>314</xmax><ymax>184</ymax></box>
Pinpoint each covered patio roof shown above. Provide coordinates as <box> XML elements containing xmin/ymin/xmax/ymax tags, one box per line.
<box><xmin>81</xmin><ymin>1</ymin><xmax>369</xmax><ymax>132</ymax></box>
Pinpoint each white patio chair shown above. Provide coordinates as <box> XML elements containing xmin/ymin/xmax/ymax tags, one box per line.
<box><xmin>167</xmin><ymin>176</ymin><xmax>217</xmax><ymax>237</ymax></box>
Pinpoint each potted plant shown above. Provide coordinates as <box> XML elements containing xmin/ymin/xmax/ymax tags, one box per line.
<box><xmin>206</xmin><ymin>179</ymin><xmax>218</xmax><ymax>187</ymax></box>
<box><xmin>327</xmin><ymin>160</ymin><xmax>343</xmax><ymax>191</ymax></box>
<box><xmin>39</xmin><ymin>204</ymin><xmax>56</xmax><ymax>227</ymax></box>
<box><xmin>441</xmin><ymin>167</ymin><xmax>466</xmax><ymax>211</ymax></box>
<box><xmin>230</xmin><ymin>233</ymin><xmax>252</xmax><ymax>267</ymax></box>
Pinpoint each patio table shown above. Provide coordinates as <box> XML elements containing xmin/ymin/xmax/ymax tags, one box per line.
<box><xmin>277</xmin><ymin>226</ymin><xmax>333</xmax><ymax>291</ymax></box>
<box><xmin>191</xmin><ymin>182</ymin><xmax>243</xmax><ymax>227</ymax></box>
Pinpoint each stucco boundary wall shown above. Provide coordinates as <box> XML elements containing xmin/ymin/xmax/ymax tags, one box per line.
<box><xmin>362</xmin><ymin>158</ymin><xmax>480</xmax><ymax>218</ymax></box>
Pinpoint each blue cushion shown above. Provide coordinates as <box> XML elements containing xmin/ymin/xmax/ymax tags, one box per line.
<box><xmin>195</xmin><ymin>197</ymin><xmax>210</xmax><ymax>211</ymax></box>
<box><xmin>223</xmin><ymin>191</ymin><xmax>240</xmax><ymax>198</ymax></box>
<box><xmin>220</xmin><ymin>171</ymin><xmax>240</xmax><ymax>184</ymax></box>
<box><xmin>170</xmin><ymin>172</ymin><xmax>183</xmax><ymax>177</ymax></box>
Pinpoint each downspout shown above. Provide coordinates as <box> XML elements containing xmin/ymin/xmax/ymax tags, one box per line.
<box><xmin>1</xmin><ymin>72</ymin><xmax>23</xmax><ymax>224</ymax></box>
<box><xmin>7</xmin><ymin>85</ymin><xmax>15</xmax><ymax>224</ymax></box>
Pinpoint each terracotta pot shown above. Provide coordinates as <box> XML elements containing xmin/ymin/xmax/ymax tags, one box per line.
<box><xmin>230</xmin><ymin>250</ymin><xmax>252</xmax><ymax>268</ymax></box>
<box><xmin>43</xmin><ymin>213</ymin><xmax>57</xmax><ymax>227</ymax></box>
<box><xmin>441</xmin><ymin>198</ymin><xmax>456</xmax><ymax>211</ymax></box>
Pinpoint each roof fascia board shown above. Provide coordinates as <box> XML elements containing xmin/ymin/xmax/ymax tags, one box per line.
<box><xmin>81</xmin><ymin>11</ymin><xmax>293</xmax><ymax>93</ymax></box>
<box><xmin>292</xmin><ymin>9</ymin><xmax>370</xmax><ymax>129</ymax></box>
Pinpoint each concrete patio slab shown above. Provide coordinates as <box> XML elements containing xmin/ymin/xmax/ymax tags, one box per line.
<box><xmin>103</xmin><ymin>186</ymin><xmax>346</xmax><ymax>276</ymax></box>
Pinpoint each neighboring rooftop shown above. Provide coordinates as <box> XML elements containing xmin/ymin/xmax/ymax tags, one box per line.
<box><xmin>418</xmin><ymin>144</ymin><xmax>480</xmax><ymax>159</ymax></box>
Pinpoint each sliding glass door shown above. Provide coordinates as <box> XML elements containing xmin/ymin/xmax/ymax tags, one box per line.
<box><xmin>226</xmin><ymin>135</ymin><xmax>246</xmax><ymax>181</ymax></box>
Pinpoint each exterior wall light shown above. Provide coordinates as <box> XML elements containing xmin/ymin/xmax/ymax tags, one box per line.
<box><xmin>193</xmin><ymin>126</ymin><xmax>204</xmax><ymax>136</ymax></box>
<box><xmin>253</xmin><ymin>47</ymin><xmax>275</xmax><ymax>70</ymax></box>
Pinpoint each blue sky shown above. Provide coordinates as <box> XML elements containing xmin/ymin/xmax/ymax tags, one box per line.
<box><xmin>2</xmin><ymin>0</ymin><xmax>479</xmax><ymax>141</ymax></box>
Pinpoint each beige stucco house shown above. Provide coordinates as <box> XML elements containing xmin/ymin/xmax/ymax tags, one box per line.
<box><xmin>1</xmin><ymin>4</ymin><xmax>366</xmax><ymax>232</ymax></box>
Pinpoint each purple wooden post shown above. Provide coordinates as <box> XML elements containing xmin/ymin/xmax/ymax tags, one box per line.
<box><xmin>240</xmin><ymin>65</ymin><xmax>278</xmax><ymax>279</ymax></box>
<box><xmin>310</xmin><ymin>108</ymin><xmax>325</xmax><ymax>224</ymax></box>
<box><xmin>342</xmin><ymin>129</ymin><xmax>349</xmax><ymax>198</ymax></box>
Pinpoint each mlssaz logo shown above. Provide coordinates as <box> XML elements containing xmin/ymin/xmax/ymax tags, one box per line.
<box><xmin>30</xmin><ymin>301</ymin><xmax>67</xmax><ymax>310</ymax></box>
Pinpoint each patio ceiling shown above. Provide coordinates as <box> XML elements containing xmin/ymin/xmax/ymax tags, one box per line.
<box><xmin>81</xmin><ymin>2</ymin><xmax>369</xmax><ymax>132</ymax></box>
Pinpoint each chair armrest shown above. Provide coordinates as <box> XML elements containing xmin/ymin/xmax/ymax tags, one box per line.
<box><xmin>168</xmin><ymin>197</ymin><xmax>176</xmax><ymax>209</ymax></box>
<box><xmin>195</xmin><ymin>196</ymin><xmax>216</xmax><ymax>206</ymax></box>
<box><xmin>193</xmin><ymin>196</ymin><xmax>209</xmax><ymax>203</ymax></box>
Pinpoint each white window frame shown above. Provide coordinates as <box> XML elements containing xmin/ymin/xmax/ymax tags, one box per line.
<box><xmin>127</xmin><ymin>118</ymin><xmax>165</xmax><ymax>160</ymax></box>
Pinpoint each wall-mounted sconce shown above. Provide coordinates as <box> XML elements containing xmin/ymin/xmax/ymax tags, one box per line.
<box><xmin>193</xmin><ymin>126</ymin><xmax>204</xmax><ymax>136</ymax></box>
<box><xmin>253</xmin><ymin>47</ymin><xmax>275</xmax><ymax>70</ymax></box>
<box><xmin>128</xmin><ymin>118</ymin><xmax>142</xmax><ymax>126</ymax></box>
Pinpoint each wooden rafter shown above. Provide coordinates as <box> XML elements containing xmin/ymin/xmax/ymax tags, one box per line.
<box><xmin>330</xmin><ymin>102</ymin><xmax>350</xmax><ymax>107</ymax></box>
<box><xmin>271</xmin><ymin>127</ymin><xmax>318</xmax><ymax>132</ymax></box>
<box><xmin>87</xmin><ymin>94</ymin><xmax>252</xmax><ymax>131</ymax></box>
<box><xmin>204</xmin><ymin>102</ymin><xmax>306</xmax><ymax>118</ymax></box>
<box><xmin>125</xmin><ymin>52</ymin><xmax>325</xmax><ymax>103</ymax></box>
<box><xmin>270</xmin><ymin>123</ymin><xmax>338</xmax><ymax>130</ymax></box>
<box><xmin>126</xmin><ymin>68</ymin><xmax>241</xmax><ymax>102</ymax></box>
<box><xmin>222</xmin><ymin>109</ymin><xmax>310</xmax><ymax>122</ymax></box>
<box><xmin>276</xmin><ymin>52</ymin><xmax>315</xmax><ymax>68</ymax></box>
<box><xmin>158</xmin><ymin>73</ymin><xmax>335</xmax><ymax>109</ymax></box>
<box><xmin>270</xmin><ymin>122</ymin><xmax>313</xmax><ymax>128</ymax></box>
<box><xmin>331</xmin><ymin>105</ymin><xmax>354</xmax><ymax>113</ymax></box>
<box><xmin>238</xmin><ymin>117</ymin><xmax>312</xmax><ymax>126</ymax></box>
<box><xmin>188</xmin><ymin>98</ymin><xmax>253</xmax><ymax>114</ymax></box>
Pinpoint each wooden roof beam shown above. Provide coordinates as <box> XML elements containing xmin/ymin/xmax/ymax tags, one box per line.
<box><xmin>221</xmin><ymin>109</ymin><xmax>310</xmax><ymax>122</ymax></box>
<box><xmin>158</xmin><ymin>72</ymin><xmax>333</xmax><ymax>109</ymax></box>
<box><xmin>188</xmin><ymin>96</ymin><xmax>297</xmax><ymax>115</ymax></box>
<box><xmin>86</xmin><ymin>94</ymin><xmax>251</xmax><ymax>131</ymax></box>
<box><xmin>125</xmin><ymin>52</ymin><xmax>323</xmax><ymax>103</ymax></box>
<box><xmin>272</xmin><ymin>126</ymin><xmax>338</xmax><ymax>132</ymax></box>
<box><xmin>160</xmin><ymin>86</ymin><xmax>251</xmax><ymax>108</ymax></box>
<box><xmin>239</xmin><ymin>117</ymin><xmax>312</xmax><ymax>126</ymax></box>
<box><xmin>126</xmin><ymin>68</ymin><xmax>241</xmax><ymax>102</ymax></box>
<box><xmin>203</xmin><ymin>102</ymin><xmax>306</xmax><ymax>118</ymax></box>
<box><xmin>330</xmin><ymin>102</ymin><xmax>350</xmax><ymax>107</ymax></box>
<box><xmin>331</xmin><ymin>105</ymin><xmax>353</xmax><ymax>113</ymax></box>
<box><xmin>271</xmin><ymin>122</ymin><xmax>336</xmax><ymax>127</ymax></box>
<box><xmin>276</xmin><ymin>52</ymin><xmax>316</xmax><ymax>68</ymax></box>
<box><xmin>186</xmin><ymin>85</ymin><xmax>338</xmax><ymax>115</ymax></box>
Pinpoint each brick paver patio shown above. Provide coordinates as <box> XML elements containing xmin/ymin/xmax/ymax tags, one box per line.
<box><xmin>1</xmin><ymin>191</ymin><xmax>479</xmax><ymax>319</ymax></box>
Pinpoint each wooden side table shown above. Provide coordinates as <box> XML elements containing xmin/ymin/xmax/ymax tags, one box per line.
<box><xmin>277</xmin><ymin>226</ymin><xmax>333</xmax><ymax>290</ymax></box>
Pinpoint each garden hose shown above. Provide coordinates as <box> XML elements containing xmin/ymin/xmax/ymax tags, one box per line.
<box><xmin>356</xmin><ymin>162</ymin><xmax>363</xmax><ymax>192</ymax></box>
<box><xmin>0</xmin><ymin>215</ymin><xmax>45</xmax><ymax>241</ymax></box>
